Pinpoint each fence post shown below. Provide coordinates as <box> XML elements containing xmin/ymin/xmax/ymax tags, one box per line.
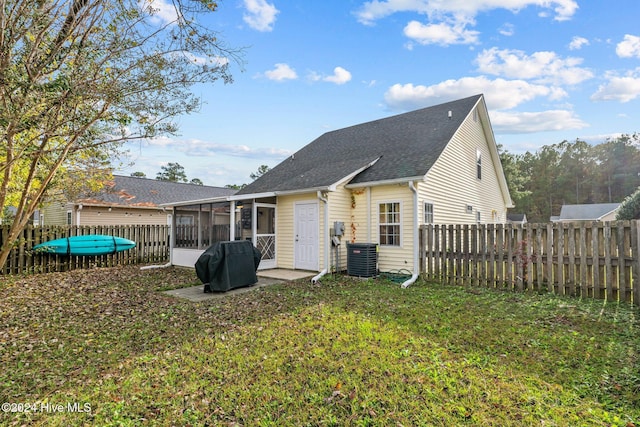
<box><xmin>487</xmin><ymin>224</ymin><xmax>495</xmax><ymax>289</ymax></box>
<box><xmin>619</xmin><ymin>221</ymin><xmax>631</xmax><ymax>304</ymax></box>
<box><xmin>469</xmin><ymin>223</ymin><xmax>477</xmax><ymax>287</ymax></box>
<box><xmin>534</xmin><ymin>223</ymin><xmax>544</xmax><ymax>292</ymax></box>
<box><xmin>633</xmin><ymin>220</ymin><xmax>640</xmax><ymax>306</ymax></box>
<box><xmin>462</xmin><ymin>224</ymin><xmax>470</xmax><ymax>285</ymax></box>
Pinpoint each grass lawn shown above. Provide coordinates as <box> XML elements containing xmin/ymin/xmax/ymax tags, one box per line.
<box><xmin>1</xmin><ymin>266</ymin><xmax>638</xmax><ymax>426</ymax></box>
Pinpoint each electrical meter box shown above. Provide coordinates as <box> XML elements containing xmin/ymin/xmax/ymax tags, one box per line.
<box><xmin>333</xmin><ymin>221</ymin><xmax>345</xmax><ymax>236</ymax></box>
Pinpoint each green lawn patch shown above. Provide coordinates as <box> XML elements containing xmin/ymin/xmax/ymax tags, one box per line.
<box><xmin>1</xmin><ymin>266</ymin><xmax>638</xmax><ymax>426</ymax></box>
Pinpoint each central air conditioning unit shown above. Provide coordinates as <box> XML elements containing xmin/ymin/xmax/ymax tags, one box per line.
<box><xmin>346</xmin><ymin>243</ymin><xmax>378</xmax><ymax>278</ymax></box>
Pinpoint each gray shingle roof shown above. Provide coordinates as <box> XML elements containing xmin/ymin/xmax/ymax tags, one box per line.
<box><xmin>558</xmin><ymin>203</ymin><xmax>621</xmax><ymax>220</ymax></box>
<box><xmin>239</xmin><ymin>94</ymin><xmax>483</xmax><ymax>195</ymax></box>
<box><xmin>78</xmin><ymin>175</ymin><xmax>237</xmax><ymax>207</ymax></box>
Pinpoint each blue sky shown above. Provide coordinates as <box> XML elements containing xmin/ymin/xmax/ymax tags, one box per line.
<box><xmin>121</xmin><ymin>0</ymin><xmax>640</xmax><ymax>187</ymax></box>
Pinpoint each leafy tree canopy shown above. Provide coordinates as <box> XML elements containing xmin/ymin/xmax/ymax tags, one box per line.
<box><xmin>0</xmin><ymin>0</ymin><xmax>241</xmax><ymax>269</ymax></box>
<box><xmin>616</xmin><ymin>187</ymin><xmax>640</xmax><ymax>220</ymax></box>
<box><xmin>156</xmin><ymin>163</ymin><xmax>188</xmax><ymax>183</ymax></box>
<box><xmin>226</xmin><ymin>164</ymin><xmax>271</xmax><ymax>189</ymax></box>
<box><xmin>250</xmin><ymin>165</ymin><xmax>271</xmax><ymax>181</ymax></box>
<box><xmin>501</xmin><ymin>135</ymin><xmax>640</xmax><ymax>222</ymax></box>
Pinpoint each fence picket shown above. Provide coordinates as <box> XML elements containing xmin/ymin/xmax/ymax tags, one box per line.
<box><xmin>419</xmin><ymin>221</ymin><xmax>638</xmax><ymax>306</ymax></box>
<box><xmin>633</xmin><ymin>220</ymin><xmax>640</xmax><ymax>306</ymax></box>
<box><xmin>1</xmin><ymin>225</ymin><xmax>170</xmax><ymax>275</ymax></box>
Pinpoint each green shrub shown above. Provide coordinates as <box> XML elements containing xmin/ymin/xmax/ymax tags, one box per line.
<box><xmin>616</xmin><ymin>186</ymin><xmax>640</xmax><ymax>220</ymax></box>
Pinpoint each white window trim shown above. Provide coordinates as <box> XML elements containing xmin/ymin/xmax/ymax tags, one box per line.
<box><xmin>424</xmin><ymin>201</ymin><xmax>434</xmax><ymax>224</ymax></box>
<box><xmin>378</xmin><ymin>200</ymin><xmax>403</xmax><ymax>247</ymax></box>
<box><xmin>476</xmin><ymin>149</ymin><xmax>482</xmax><ymax>180</ymax></box>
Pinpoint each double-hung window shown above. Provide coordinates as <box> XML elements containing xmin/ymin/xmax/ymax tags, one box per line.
<box><xmin>379</xmin><ymin>202</ymin><xmax>401</xmax><ymax>246</ymax></box>
<box><xmin>424</xmin><ymin>202</ymin><xmax>434</xmax><ymax>224</ymax></box>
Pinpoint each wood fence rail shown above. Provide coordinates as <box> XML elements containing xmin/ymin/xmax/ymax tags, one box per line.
<box><xmin>1</xmin><ymin>225</ymin><xmax>170</xmax><ymax>275</ymax></box>
<box><xmin>419</xmin><ymin>221</ymin><xmax>640</xmax><ymax>306</ymax></box>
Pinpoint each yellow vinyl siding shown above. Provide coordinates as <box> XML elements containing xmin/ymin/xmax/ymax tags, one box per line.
<box><xmin>348</xmin><ymin>187</ymin><xmax>368</xmax><ymax>244</ymax></box>
<box><xmin>276</xmin><ymin>185</ymin><xmax>372</xmax><ymax>272</ymax></box>
<box><xmin>367</xmin><ymin>184</ymin><xmax>415</xmax><ymax>273</ymax></box>
<box><xmin>419</xmin><ymin>105</ymin><xmax>508</xmax><ymax>225</ymax></box>
<box><xmin>276</xmin><ymin>193</ymin><xmax>319</xmax><ymax>270</ymax></box>
<box><xmin>327</xmin><ymin>183</ymin><xmax>353</xmax><ymax>271</ymax></box>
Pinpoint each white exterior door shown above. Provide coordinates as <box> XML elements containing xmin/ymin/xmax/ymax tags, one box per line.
<box><xmin>294</xmin><ymin>202</ymin><xmax>318</xmax><ymax>271</ymax></box>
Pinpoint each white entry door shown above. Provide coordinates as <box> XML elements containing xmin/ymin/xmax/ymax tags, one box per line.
<box><xmin>294</xmin><ymin>202</ymin><xmax>318</xmax><ymax>271</ymax></box>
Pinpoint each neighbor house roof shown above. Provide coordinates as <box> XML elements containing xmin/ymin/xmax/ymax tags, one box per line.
<box><xmin>557</xmin><ymin>203</ymin><xmax>621</xmax><ymax>221</ymax></box>
<box><xmin>76</xmin><ymin>175</ymin><xmax>237</xmax><ymax>208</ymax></box>
<box><xmin>507</xmin><ymin>213</ymin><xmax>527</xmax><ymax>223</ymax></box>
<box><xmin>238</xmin><ymin>94</ymin><xmax>485</xmax><ymax>195</ymax></box>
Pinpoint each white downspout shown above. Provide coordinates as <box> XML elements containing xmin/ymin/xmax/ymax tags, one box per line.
<box><xmin>311</xmin><ymin>191</ymin><xmax>329</xmax><ymax>284</ymax></box>
<box><xmin>401</xmin><ymin>181</ymin><xmax>420</xmax><ymax>288</ymax></box>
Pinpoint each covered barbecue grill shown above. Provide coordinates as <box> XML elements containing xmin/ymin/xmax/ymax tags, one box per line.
<box><xmin>195</xmin><ymin>240</ymin><xmax>262</xmax><ymax>292</ymax></box>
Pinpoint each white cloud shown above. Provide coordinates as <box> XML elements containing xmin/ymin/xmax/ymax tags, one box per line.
<box><xmin>243</xmin><ymin>0</ymin><xmax>279</xmax><ymax>32</ymax></box>
<box><xmin>139</xmin><ymin>0</ymin><xmax>182</xmax><ymax>25</ymax></box>
<box><xmin>591</xmin><ymin>68</ymin><xmax>640</xmax><ymax>103</ymax></box>
<box><xmin>579</xmin><ymin>133</ymin><xmax>626</xmax><ymax>145</ymax></box>
<box><xmin>308</xmin><ymin>67</ymin><xmax>353</xmax><ymax>85</ymax></box>
<box><xmin>498</xmin><ymin>23</ymin><xmax>515</xmax><ymax>36</ymax></box>
<box><xmin>403</xmin><ymin>19</ymin><xmax>479</xmax><ymax>46</ymax></box>
<box><xmin>322</xmin><ymin>67</ymin><xmax>352</xmax><ymax>85</ymax></box>
<box><xmin>355</xmin><ymin>0</ymin><xmax>578</xmax><ymax>25</ymax></box>
<box><xmin>475</xmin><ymin>47</ymin><xmax>593</xmax><ymax>85</ymax></box>
<box><xmin>568</xmin><ymin>36</ymin><xmax>589</xmax><ymax>50</ymax></box>
<box><xmin>383</xmin><ymin>76</ymin><xmax>566</xmax><ymax>111</ymax></box>
<box><xmin>181</xmin><ymin>52</ymin><xmax>229</xmax><ymax>67</ymax></box>
<box><xmin>616</xmin><ymin>34</ymin><xmax>640</xmax><ymax>58</ymax></box>
<box><xmin>491</xmin><ymin>110</ymin><xmax>588</xmax><ymax>134</ymax></box>
<box><xmin>264</xmin><ymin>63</ymin><xmax>298</xmax><ymax>82</ymax></box>
<box><xmin>146</xmin><ymin>138</ymin><xmax>291</xmax><ymax>159</ymax></box>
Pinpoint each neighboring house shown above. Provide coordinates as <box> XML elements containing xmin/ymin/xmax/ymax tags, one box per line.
<box><xmin>507</xmin><ymin>213</ymin><xmax>528</xmax><ymax>224</ymax></box>
<box><xmin>40</xmin><ymin>175</ymin><xmax>236</xmax><ymax>227</ymax></box>
<box><xmin>551</xmin><ymin>203</ymin><xmax>621</xmax><ymax>223</ymax></box>
<box><xmin>163</xmin><ymin>94</ymin><xmax>514</xmax><ymax>286</ymax></box>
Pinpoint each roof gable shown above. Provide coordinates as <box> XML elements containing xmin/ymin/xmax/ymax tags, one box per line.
<box><xmin>77</xmin><ymin>175</ymin><xmax>237</xmax><ymax>207</ymax></box>
<box><xmin>558</xmin><ymin>203</ymin><xmax>621</xmax><ymax>220</ymax></box>
<box><xmin>239</xmin><ymin>94</ymin><xmax>483</xmax><ymax>195</ymax></box>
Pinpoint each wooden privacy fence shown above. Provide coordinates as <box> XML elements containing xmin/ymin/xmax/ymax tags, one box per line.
<box><xmin>1</xmin><ymin>225</ymin><xmax>170</xmax><ymax>275</ymax></box>
<box><xmin>419</xmin><ymin>221</ymin><xmax>640</xmax><ymax>306</ymax></box>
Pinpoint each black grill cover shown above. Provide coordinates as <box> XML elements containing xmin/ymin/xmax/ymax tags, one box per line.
<box><xmin>195</xmin><ymin>241</ymin><xmax>262</xmax><ymax>292</ymax></box>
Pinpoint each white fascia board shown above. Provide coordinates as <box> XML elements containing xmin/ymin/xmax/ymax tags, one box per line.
<box><xmin>233</xmin><ymin>188</ymin><xmax>331</xmax><ymax>200</ymax></box>
<box><xmin>228</xmin><ymin>192</ymin><xmax>276</xmax><ymax>201</ymax></box>
<box><xmin>345</xmin><ymin>175</ymin><xmax>425</xmax><ymax>189</ymax></box>
<box><xmin>159</xmin><ymin>195</ymin><xmax>232</xmax><ymax>208</ymax></box>
<box><xmin>276</xmin><ymin>187</ymin><xmax>331</xmax><ymax>196</ymax></box>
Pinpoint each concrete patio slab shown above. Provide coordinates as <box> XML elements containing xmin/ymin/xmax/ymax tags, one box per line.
<box><xmin>163</xmin><ymin>269</ymin><xmax>313</xmax><ymax>302</ymax></box>
<box><xmin>257</xmin><ymin>268</ymin><xmax>316</xmax><ymax>281</ymax></box>
<box><xmin>164</xmin><ymin>276</ymin><xmax>284</xmax><ymax>302</ymax></box>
